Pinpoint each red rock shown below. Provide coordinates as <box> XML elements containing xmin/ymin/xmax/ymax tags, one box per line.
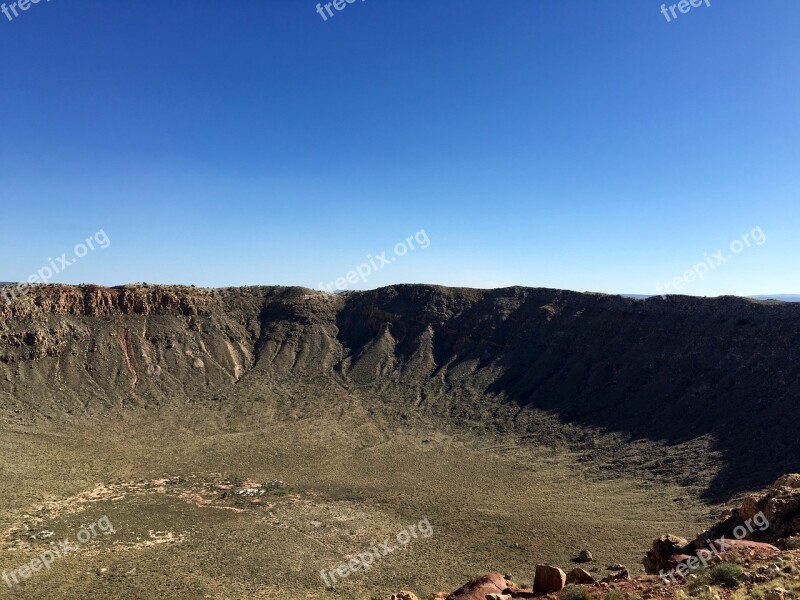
<box><xmin>601</xmin><ymin>569</ymin><xmax>630</xmax><ymax>583</ymax></box>
<box><xmin>533</xmin><ymin>564</ymin><xmax>566</xmax><ymax>595</ymax></box>
<box><xmin>446</xmin><ymin>573</ymin><xmax>512</xmax><ymax>600</ymax></box>
<box><xmin>642</xmin><ymin>533</ymin><xmax>689</xmax><ymax>574</ymax></box>
<box><xmin>665</xmin><ymin>554</ymin><xmax>693</xmax><ymax>569</ymax></box>
<box><xmin>719</xmin><ymin>539</ymin><xmax>780</xmax><ymax>553</ymax></box>
<box><xmin>566</xmin><ymin>567</ymin><xmax>597</xmax><ymax>585</ymax></box>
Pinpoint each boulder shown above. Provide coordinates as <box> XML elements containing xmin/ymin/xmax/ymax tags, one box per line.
<box><xmin>566</xmin><ymin>567</ymin><xmax>597</xmax><ymax>585</ymax></box>
<box><xmin>532</xmin><ymin>564</ymin><xmax>566</xmax><ymax>595</ymax></box>
<box><xmin>601</xmin><ymin>569</ymin><xmax>630</xmax><ymax>583</ymax></box>
<box><xmin>643</xmin><ymin>533</ymin><xmax>689</xmax><ymax>574</ymax></box>
<box><xmin>765</xmin><ymin>587</ymin><xmax>788</xmax><ymax>600</ymax></box>
<box><xmin>665</xmin><ymin>554</ymin><xmax>693</xmax><ymax>570</ymax></box>
<box><xmin>714</xmin><ymin>538</ymin><xmax>781</xmax><ymax>562</ymax></box>
<box><xmin>574</xmin><ymin>549</ymin><xmax>593</xmax><ymax>563</ymax></box>
<box><xmin>723</xmin><ymin>539</ymin><xmax>780</xmax><ymax>552</ymax></box>
<box><xmin>446</xmin><ymin>573</ymin><xmax>512</xmax><ymax>600</ymax></box>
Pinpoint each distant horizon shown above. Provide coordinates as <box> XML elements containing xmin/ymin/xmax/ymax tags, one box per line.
<box><xmin>1</xmin><ymin>280</ymin><xmax>799</xmax><ymax>302</ymax></box>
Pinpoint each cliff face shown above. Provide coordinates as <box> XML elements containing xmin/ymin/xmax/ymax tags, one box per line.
<box><xmin>1</xmin><ymin>283</ymin><xmax>799</xmax><ymax>495</ymax></box>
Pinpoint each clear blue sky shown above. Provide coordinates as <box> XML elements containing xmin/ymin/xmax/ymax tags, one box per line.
<box><xmin>1</xmin><ymin>0</ymin><xmax>798</xmax><ymax>296</ymax></box>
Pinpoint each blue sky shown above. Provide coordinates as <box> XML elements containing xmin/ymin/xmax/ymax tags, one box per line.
<box><xmin>1</xmin><ymin>0</ymin><xmax>798</xmax><ymax>296</ymax></box>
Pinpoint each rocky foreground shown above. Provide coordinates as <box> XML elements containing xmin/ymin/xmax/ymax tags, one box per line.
<box><xmin>390</xmin><ymin>475</ymin><xmax>800</xmax><ymax>600</ymax></box>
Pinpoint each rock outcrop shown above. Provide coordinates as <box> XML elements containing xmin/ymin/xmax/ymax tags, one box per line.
<box><xmin>643</xmin><ymin>534</ymin><xmax>690</xmax><ymax>574</ymax></box>
<box><xmin>739</xmin><ymin>474</ymin><xmax>800</xmax><ymax>542</ymax></box>
<box><xmin>688</xmin><ymin>474</ymin><xmax>800</xmax><ymax>552</ymax></box>
<box><xmin>644</xmin><ymin>474</ymin><xmax>800</xmax><ymax>574</ymax></box>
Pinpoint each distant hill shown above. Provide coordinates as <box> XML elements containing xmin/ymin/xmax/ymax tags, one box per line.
<box><xmin>752</xmin><ymin>294</ymin><xmax>800</xmax><ymax>302</ymax></box>
<box><xmin>623</xmin><ymin>293</ymin><xmax>800</xmax><ymax>302</ymax></box>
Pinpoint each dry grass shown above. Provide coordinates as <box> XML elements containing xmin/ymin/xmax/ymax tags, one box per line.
<box><xmin>0</xmin><ymin>407</ymin><xmax>713</xmax><ymax>599</ymax></box>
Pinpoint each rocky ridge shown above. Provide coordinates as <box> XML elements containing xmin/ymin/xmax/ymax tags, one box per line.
<box><xmin>2</xmin><ymin>284</ymin><xmax>799</xmax><ymax>496</ymax></box>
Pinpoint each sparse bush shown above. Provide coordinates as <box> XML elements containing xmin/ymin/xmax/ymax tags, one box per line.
<box><xmin>707</xmin><ymin>563</ymin><xmax>745</xmax><ymax>588</ymax></box>
<box><xmin>225</xmin><ymin>473</ymin><xmax>245</xmax><ymax>487</ymax></box>
<box><xmin>749</xmin><ymin>588</ymin><xmax>767</xmax><ymax>600</ymax></box>
<box><xmin>605</xmin><ymin>589</ymin><xmax>624</xmax><ymax>600</ymax></box>
<box><xmin>561</xmin><ymin>584</ymin><xmax>589</xmax><ymax>600</ymax></box>
<box><xmin>693</xmin><ymin>587</ymin><xmax>726</xmax><ymax>600</ymax></box>
<box><xmin>688</xmin><ymin>562</ymin><xmax>746</xmax><ymax>593</ymax></box>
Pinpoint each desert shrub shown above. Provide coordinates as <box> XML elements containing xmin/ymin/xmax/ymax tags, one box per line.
<box><xmin>561</xmin><ymin>584</ymin><xmax>589</xmax><ymax>600</ymax></box>
<box><xmin>693</xmin><ymin>587</ymin><xmax>727</xmax><ymax>600</ymax></box>
<box><xmin>224</xmin><ymin>473</ymin><xmax>245</xmax><ymax>487</ymax></box>
<box><xmin>688</xmin><ymin>562</ymin><xmax>745</xmax><ymax>593</ymax></box>
<box><xmin>707</xmin><ymin>563</ymin><xmax>745</xmax><ymax>588</ymax></box>
<box><xmin>748</xmin><ymin>588</ymin><xmax>767</xmax><ymax>600</ymax></box>
<box><xmin>605</xmin><ymin>590</ymin><xmax>625</xmax><ymax>600</ymax></box>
